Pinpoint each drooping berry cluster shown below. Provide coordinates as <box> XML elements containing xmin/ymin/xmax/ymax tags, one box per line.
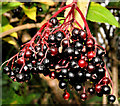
<box><xmin>3</xmin><ymin>1</ymin><xmax>116</xmax><ymax>103</ymax></box>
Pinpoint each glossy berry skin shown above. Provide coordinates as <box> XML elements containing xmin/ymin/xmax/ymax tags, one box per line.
<box><xmin>96</xmin><ymin>48</ymin><xmax>105</xmax><ymax>57</ymax></box>
<box><xmin>74</xmin><ymin>41</ymin><xmax>83</xmax><ymax>49</ymax></box>
<box><xmin>49</xmin><ymin>17</ymin><xmax>58</xmax><ymax>26</ymax></box>
<box><xmin>76</xmin><ymin>71</ymin><xmax>85</xmax><ymax>83</ymax></box>
<box><xmin>48</xmin><ymin>34</ymin><xmax>56</xmax><ymax>43</ymax></box>
<box><xmin>96</xmin><ymin>68</ymin><xmax>105</xmax><ymax>78</ymax></box>
<box><xmin>102</xmin><ymin>77</ymin><xmax>110</xmax><ymax>84</ymax></box>
<box><xmin>92</xmin><ymin>57</ymin><xmax>101</xmax><ymax>65</ymax></box>
<box><xmin>61</xmin><ymin>68</ymin><xmax>68</xmax><ymax>76</ymax></box>
<box><xmin>62</xmin><ymin>39</ymin><xmax>69</xmax><ymax>47</ymax></box>
<box><xmin>17</xmin><ymin>57</ymin><xmax>24</xmax><ymax>65</ymax></box>
<box><xmin>43</xmin><ymin>58</ymin><xmax>50</xmax><ymax>66</ymax></box>
<box><xmin>27</xmin><ymin>63</ymin><xmax>33</xmax><ymax>70</ymax></box>
<box><xmin>95</xmin><ymin>84</ymin><xmax>102</xmax><ymax>93</ymax></box>
<box><xmin>16</xmin><ymin>73</ymin><xmax>24</xmax><ymax>82</ymax></box>
<box><xmin>23</xmin><ymin>65</ymin><xmax>28</xmax><ymax>72</ymax></box>
<box><xmin>86</xmin><ymin>38</ymin><xmax>94</xmax><ymax>48</ymax></box>
<box><xmin>74</xmin><ymin>49</ymin><xmax>80</xmax><ymax>57</ymax></box>
<box><xmin>37</xmin><ymin>51</ymin><xmax>44</xmax><ymax>58</ymax></box>
<box><xmin>72</xmin><ymin>28</ymin><xmax>80</xmax><ymax>40</ymax></box>
<box><xmin>74</xmin><ymin>84</ymin><xmax>82</xmax><ymax>91</ymax></box>
<box><xmin>91</xmin><ymin>73</ymin><xmax>99</xmax><ymax>82</ymax></box>
<box><xmin>107</xmin><ymin>95</ymin><xmax>116</xmax><ymax>103</ymax></box>
<box><xmin>70</xmin><ymin>60</ymin><xmax>79</xmax><ymax>69</ymax></box>
<box><xmin>50</xmin><ymin>72</ymin><xmax>55</xmax><ymax>79</ymax></box>
<box><xmin>56</xmin><ymin>72</ymin><xmax>64</xmax><ymax>80</ymax></box>
<box><xmin>64</xmin><ymin>47</ymin><xmax>74</xmax><ymax>56</ymax></box>
<box><xmin>87</xmin><ymin>51</ymin><xmax>95</xmax><ymax>59</ymax></box>
<box><xmin>63</xmin><ymin>92</ymin><xmax>70</xmax><ymax>100</ymax></box>
<box><xmin>3</xmin><ymin>66</ymin><xmax>11</xmax><ymax>74</ymax></box>
<box><xmin>35</xmin><ymin>45</ymin><xmax>41</xmax><ymax>52</ymax></box>
<box><xmin>78</xmin><ymin>59</ymin><xmax>86</xmax><ymax>68</ymax></box>
<box><xmin>37</xmin><ymin>7</ymin><xmax>43</xmax><ymax>12</ymax></box>
<box><xmin>50</xmin><ymin>46</ymin><xmax>58</xmax><ymax>56</ymax></box>
<box><xmin>80</xmin><ymin>93</ymin><xmax>87</xmax><ymax>101</ymax></box>
<box><xmin>67</xmin><ymin>71</ymin><xmax>75</xmax><ymax>80</ymax></box>
<box><xmin>100</xmin><ymin>60</ymin><xmax>105</xmax><ymax>67</ymax></box>
<box><xmin>87</xmin><ymin>64</ymin><xmax>95</xmax><ymax>73</ymax></box>
<box><xmin>79</xmin><ymin>30</ymin><xmax>86</xmax><ymax>39</ymax></box>
<box><xmin>55</xmin><ymin>31</ymin><xmax>64</xmax><ymax>42</ymax></box>
<box><xmin>85</xmin><ymin>72</ymin><xmax>92</xmax><ymax>79</ymax></box>
<box><xmin>25</xmin><ymin>50</ymin><xmax>32</xmax><ymax>58</ymax></box>
<box><xmin>101</xmin><ymin>85</ymin><xmax>111</xmax><ymax>94</ymax></box>
<box><xmin>59</xmin><ymin>80</ymin><xmax>67</xmax><ymax>89</ymax></box>
<box><xmin>88</xmin><ymin>88</ymin><xmax>95</xmax><ymax>95</ymax></box>
<box><xmin>37</xmin><ymin>64</ymin><xmax>45</xmax><ymax>73</ymax></box>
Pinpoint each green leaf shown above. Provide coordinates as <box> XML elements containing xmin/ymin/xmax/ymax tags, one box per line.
<box><xmin>10</xmin><ymin>81</ymin><xmax>22</xmax><ymax>91</ymax></box>
<box><xmin>22</xmin><ymin>5</ymin><xmax>37</xmax><ymax>21</ymax></box>
<box><xmin>87</xmin><ymin>2</ymin><xmax>120</xmax><ymax>28</ymax></box>
<box><xmin>57</xmin><ymin>17</ymin><xmax>65</xmax><ymax>24</ymax></box>
<box><xmin>2</xmin><ymin>37</ymin><xmax>17</xmax><ymax>46</ymax></box>
<box><xmin>0</xmin><ymin>2</ymin><xmax>22</xmax><ymax>15</ymax></box>
<box><xmin>2</xmin><ymin>15</ymin><xmax>9</xmax><ymax>26</ymax></box>
<box><xmin>1</xmin><ymin>24</ymin><xmax>18</xmax><ymax>38</ymax></box>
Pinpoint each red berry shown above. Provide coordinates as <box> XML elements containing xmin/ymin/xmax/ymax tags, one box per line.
<box><xmin>50</xmin><ymin>72</ymin><xmax>55</xmax><ymax>79</ymax></box>
<box><xmin>44</xmin><ymin>32</ymin><xmax>49</xmax><ymax>40</ymax></box>
<box><xmin>63</xmin><ymin>92</ymin><xmax>70</xmax><ymax>100</ymax></box>
<box><xmin>86</xmin><ymin>38</ymin><xmax>94</xmax><ymax>48</ymax></box>
<box><xmin>25</xmin><ymin>50</ymin><xmax>32</xmax><ymax>58</ymax></box>
<box><xmin>87</xmin><ymin>51</ymin><xmax>95</xmax><ymax>59</ymax></box>
<box><xmin>50</xmin><ymin>47</ymin><xmax>58</xmax><ymax>56</ymax></box>
<box><xmin>80</xmin><ymin>93</ymin><xmax>87</xmax><ymax>101</ymax></box>
<box><xmin>88</xmin><ymin>64</ymin><xmax>95</xmax><ymax>73</ymax></box>
<box><xmin>95</xmin><ymin>84</ymin><xmax>102</xmax><ymax>93</ymax></box>
<box><xmin>79</xmin><ymin>30</ymin><xmax>86</xmax><ymax>39</ymax></box>
<box><xmin>102</xmin><ymin>77</ymin><xmax>110</xmax><ymax>84</ymax></box>
<box><xmin>78</xmin><ymin>59</ymin><xmax>86</xmax><ymax>68</ymax></box>
<box><xmin>17</xmin><ymin>57</ymin><xmax>24</xmax><ymax>65</ymax></box>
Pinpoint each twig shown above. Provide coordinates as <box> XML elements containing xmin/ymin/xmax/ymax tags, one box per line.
<box><xmin>39</xmin><ymin>74</ymin><xmax>69</xmax><ymax>104</ymax></box>
<box><xmin>0</xmin><ymin>15</ymin><xmax>50</xmax><ymax>38</ymax></box>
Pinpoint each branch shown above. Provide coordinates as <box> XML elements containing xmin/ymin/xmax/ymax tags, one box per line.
<box><xmin>0</xmin><ymin>15</ymin><xmax>50</xmax><ymax>38</ymax></box>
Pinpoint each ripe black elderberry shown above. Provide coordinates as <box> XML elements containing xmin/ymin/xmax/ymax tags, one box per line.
<box><xmin>16</xmin><ymin>73</ymin><xmax>24</xmax><ymax>82</ymax></box>
<box><xmin>64</xmin><ymin>47</ymin><xmax>74</xmax><ymax>56</ymax></box>
<box><xmin>101</xmin><ymin>85</ymin><xmax>111</xmax><ymax>94</ymax></box>
<box><xmin>88</xmin><ymin>88</ymin><xmax>95</xmax><ymax>95</ymax></box>
<box><xmin>37</xmin><ymin>7</ymin><xmax>43</xmax><ymax>12</ymax></box>
<box><xmin>107</xmin><ymin>95</ymin><xmax>116</xmax><ymax>103</ymax></box>
<box><xmin>74</xmin><ymin>84</ymin><xmax>82</xmax><ymax>91</ymax></box>
<box><xmin>55</xmin><ymin>31</ymin><xmax>64</xmax><ymax>42</ymax></box>
<box><xmin>49</xmin><ymin>17</ymin><xmax>58</xmax><ymax>26</ymax></box>
<box><xmin>3</xmin><ymin>66</ymin><xmax>11</xmax><ymax>74</ymax></box>
<box><xmin>48</xmin><ymin>34</ymin><xmax>56</xmax><ymax>43</ymax></box>
<box><xmin>59</xmin><ymin>80</ymin><xmax>67</xmax><ymax>89</ymax></box>
<box><xmin>71</xmin><ymin>28</ymin><xmax>80</xmax><ymax>40</ymax></box>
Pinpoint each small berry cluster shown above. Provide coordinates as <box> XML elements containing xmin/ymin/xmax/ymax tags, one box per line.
<box><xmin>3</xmin><ymin>1</ymin><xmax>116</xmax><ymax>103</ymax></box>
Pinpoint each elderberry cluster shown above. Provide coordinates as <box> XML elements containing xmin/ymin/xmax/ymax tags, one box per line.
<box><xmin>3</xmin><ymin>3</ymin><xmax>116</xmax><ymax>103</ymax></box>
